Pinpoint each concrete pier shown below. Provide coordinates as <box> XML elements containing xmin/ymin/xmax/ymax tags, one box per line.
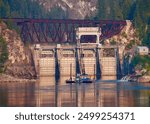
<box><xmin>99</xmin><ymin>47</ymin><xmax>117</xmax><ymax>76</ymax></box>
<box><xmin>78</xmin><ymin>45</ymin><xmax>96</xmax><ymax>77</ymax></box>
<box><xmin>58</xmin><ymin>46</ymin><xmax>76</xmax><ymax>77</ymax></box>
<box><xmin>39</xmin><ymin>47</ymin><xmax>55</xmax><ymax>76</ymax></box>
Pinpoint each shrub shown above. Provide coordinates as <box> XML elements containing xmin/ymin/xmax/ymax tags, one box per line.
<box><xmin>0</xmin><ymin>36</ymin><xmax>8</xmax><ymax>73</ymax></box>
<box><xmin>131</xmin><ymin>55</ymin><xmax>150</xmax><ymax>75</ymax></box>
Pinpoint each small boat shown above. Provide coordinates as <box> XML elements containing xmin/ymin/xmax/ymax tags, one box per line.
<box><xmin>80</xmin><ymin>74</ymin><xmax>93</xmax><ymax>83</ymax></box>
<box><xmin>66</xmin><ymin>79</ymin><xmax>76</xmax><ymax>83</ymax></box>
<box><xmin>66</xmin><ymin>63</ymin><xmax>93</xmax><ymax>84</ymax></box>
<box><xmin>66</xmin><ymin>74</ymin><xmax>93</xmax><ymax>84</ymax></box>
<box><xmin>66</xmin><ymin>64</ymin><xmax>76</xmax><ymax>83</ymax></box>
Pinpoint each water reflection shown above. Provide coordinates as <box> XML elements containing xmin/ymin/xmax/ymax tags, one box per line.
<box><xmin>0</xmin><ymin>76</ymin><xmax>150</xmax><ymax>107</ymax></box>
<box><xmin>36</xmin><ymin>76</ymin><xmax>56</xmax><ymax>107</ymax></box>
<box><xmin>0</xmin><ymin>83</ymin><xmax>36</xmax><ymax>107</ymax></box>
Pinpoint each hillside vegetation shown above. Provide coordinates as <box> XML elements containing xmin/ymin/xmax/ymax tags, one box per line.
<box><xmin>96</xmin><ymin>0</ymin><xmax>150</xmax><ymax>48</ymax></box>
<box><xmin>0</xmin><ymin>0</ymin><xmax>67</xmax><ymax>19</ymax></box>
<box><xmin>0</xmin><ymin>36</ymin><xmax>8</xmax><ymax>73</ymax></box>
<box><xmin>0</xmin><ymin>0</ymin><xmax>48</xmax><ymax>18</ymax></box>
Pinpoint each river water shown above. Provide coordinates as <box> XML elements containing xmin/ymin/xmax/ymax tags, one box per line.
<box><xmin>0</xmin><ymin>76</ymin><xmax>150</xmax><ymax>107</ymax></box>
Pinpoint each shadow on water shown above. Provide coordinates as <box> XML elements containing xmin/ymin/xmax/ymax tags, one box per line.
<box><xmin>96</xmin><ymin>48</ymin><xmax>101</xmax><ymax>80</ymax></box>
<box><xmin>0</xmin><ymin>76</ymin><xmax>150</xmax><ymax>107</ymax></box>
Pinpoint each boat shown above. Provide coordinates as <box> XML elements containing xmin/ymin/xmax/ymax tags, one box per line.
<box><xmin>79</xmin><ymin>73</ymin><xmax>93</xmax><ymax>83</ymax></box>
<box><xmin>66</xmin><ymin>63</ymin><xmax>93</xmax><ymax>83</ymax></box>
<box><xmin>66</xmin><ymin>64</ymin><xmax>76</xmax><ymax>83</ymax></box>
<box><xmin>66</xmin><ymin>78</ymin><xmax>76</xmax><ymax>83</ymax></box>
<box><xmin>66</xmin><ymin>74</ymin><xmax>93</xmax><ymax>84</ymax></box>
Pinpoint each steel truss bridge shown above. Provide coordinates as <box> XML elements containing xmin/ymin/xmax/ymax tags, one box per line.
<box><xmin>2</xmin><ymin>18</ymin><xmax>126</xmax><ymax>43</ymax></box>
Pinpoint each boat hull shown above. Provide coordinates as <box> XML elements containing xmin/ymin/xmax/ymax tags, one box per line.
<box><xmin>66</xmin><ymin>80</ymin><xmax>76</xmax><ymax>84</ymax></box>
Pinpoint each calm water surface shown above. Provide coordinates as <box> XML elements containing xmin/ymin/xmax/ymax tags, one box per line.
<box><xmin>0</xmin><ymin>76</ymin><xmax>150</xmax><ymax>107</ymax></box>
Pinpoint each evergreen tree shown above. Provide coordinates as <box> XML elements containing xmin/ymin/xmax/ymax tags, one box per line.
<box><xmin>0</xmin><ymin>0</ymin><xmax>48</xmax><ymax>18</ymax></box>
<box><xmin>96</xmin><ymin>0</ymin><xmax>150</xmax><ymax>47</ymax></box>
<box><xmin>97</xmin><ymin>0</ymin><xmax>123</xmax><ymax>20</ymax></box>
<box><xmin>133</xmin><ymin>0</ymin><xmax>150</xmax><ymax>47</ymax></box>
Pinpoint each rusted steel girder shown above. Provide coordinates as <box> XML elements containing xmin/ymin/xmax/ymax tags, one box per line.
<box><xmin>2</xmin><ymin>18</ymin><xmax>126</xmax><ymax>43</ymax></box>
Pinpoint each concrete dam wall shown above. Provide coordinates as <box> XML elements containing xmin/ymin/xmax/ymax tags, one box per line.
<box><xmin>32</xmin><ymin>44</ymin><xmax>120</xmax><ymax>78</ymax></box>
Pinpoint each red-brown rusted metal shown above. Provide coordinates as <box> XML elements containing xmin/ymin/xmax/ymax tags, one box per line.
<box><xmin>2</xmin><ymin>18</ymin><xmax>126</xmax><ymax>43</ymax></box>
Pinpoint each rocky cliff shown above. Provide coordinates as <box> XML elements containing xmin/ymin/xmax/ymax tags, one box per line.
<box><xmin>34</xmin><ymin>0</ymin><xmax>97</xmax><ymax>19</ymax></box>
<box><xmin>107</xmin><ymin>20</ymin><xmax>140</xmax><ymax>47</ymax></box>
<box><xmin>0</xmin><ymin>22</ymin><xmax>36</xmax><ymax>79</ymax></box>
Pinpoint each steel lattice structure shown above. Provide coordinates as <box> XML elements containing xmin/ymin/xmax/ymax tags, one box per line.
<box><xmin>2</xmin><ymin>18</ymin><xmax>127</xmax><ymax>43</ymax></box>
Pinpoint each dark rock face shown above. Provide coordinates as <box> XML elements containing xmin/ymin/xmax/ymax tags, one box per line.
<box><xmin>0</xmin><ymin>22</ymin><xmax>36</xmax><ymax>79</ymax></box>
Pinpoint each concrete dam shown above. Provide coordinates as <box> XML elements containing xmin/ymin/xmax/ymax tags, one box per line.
<box><xmin>31</xmin><ymin>27</ymin><xmax>123</xmax><ymax>79</ymax></box>
<box><xmin>32</xmin><ymin>44</ymin><xmax>120</xmax><ymax>78</ymax></box>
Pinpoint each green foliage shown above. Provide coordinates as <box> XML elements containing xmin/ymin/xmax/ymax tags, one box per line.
<box><xmin>96</xmin><ymin>0</ymin><xmax>150</xmax><ymax>48</ymax></box>
<box><xmin>133</xmin><ymin>0</ymin><xmax>150</xmax><ymax>47</ymax></box>
<box><xmin>0</xmin><ymin>0</ymin><xmax>67</xmax><ymax>19</ymax></box>
<box><xmin>0</xmin><ymin>0</ymin><xmax>48</xmax><ymax>18</ymax></box>
<box><xmin>96</xmin><ymin>0</ymin><xmax>133</xmax><ymax>20</ymax></box>
<box><xmin>0</xmin><ymin>36</ymin><xmax>8</xmax><ymax>73</ymax></box>
<box><xmin>132</xmin><ymin>55</ymin><xmax>150</xmax><ymax>73</ymax></box>
<box><xmin>110</xmin><ymin>40</ymin><xmax>117</xmax><ymax>45</ymax></box>
<box><xmin>125</xmin><ymin>40</ymin><xmax>136</xmax><ymax>49</ymax></box>
<box><xmin>97</xmin><ymin>0</ymin><xmax>117</xmax><ymax>19</ymax></box>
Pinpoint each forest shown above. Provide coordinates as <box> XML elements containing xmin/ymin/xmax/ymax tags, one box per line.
<box><xmin>0</xmin><ymin>0</ymin><xmax>48</xmax><ymax>18</ymax></box>
<box><xmin>0</xmin><ymin>0</ymin><xmax>67</xmax><ymax>19</ymax></box>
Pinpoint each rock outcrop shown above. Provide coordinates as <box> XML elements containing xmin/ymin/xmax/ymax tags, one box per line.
<box><xmin>138</xmin><ymin>76</ymin><xmax>150</xmax><ymax>83</ymax></box>
<box><xmin>0</xmin><ymin>22</ymin><xmax>36</xmax><ymax>79</ymax></box>
<box><xmin>34</xmin><ymin>0</ymin><xmax>97</xmax><ymax>19</ymax></box>
<box><xmin>108</xmin><ymin>20</ymin><xmax>140</xmax><ymax>46</ymax></box>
